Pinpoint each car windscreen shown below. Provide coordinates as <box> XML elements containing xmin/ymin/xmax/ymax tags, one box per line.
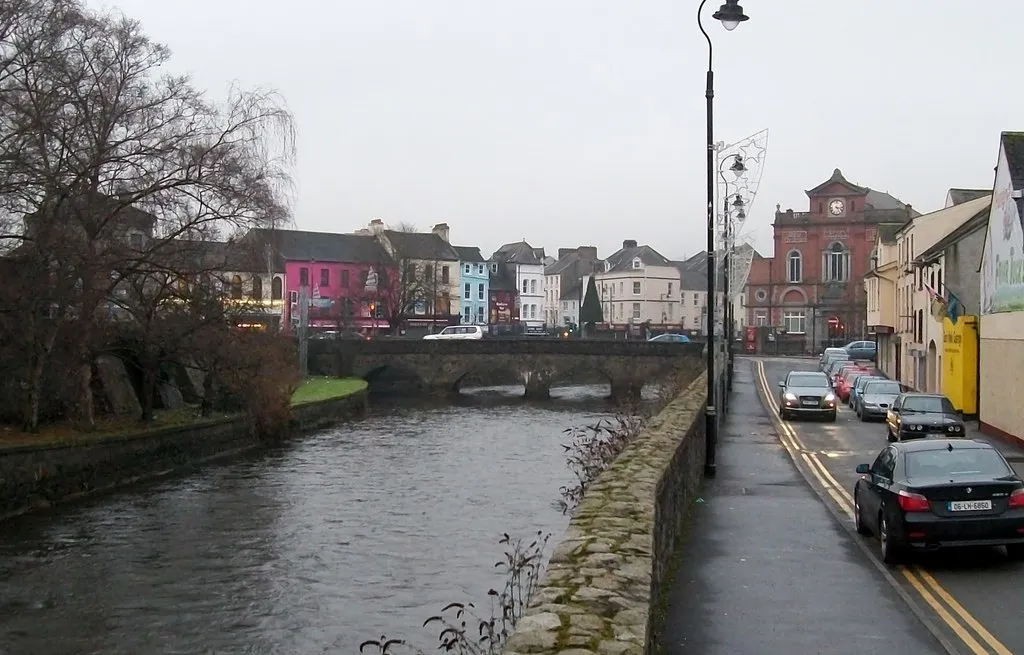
<box><xmin>905</xmin><ymin>448</ymin><xmax>1012</xmax><ymax>479</ymax></box>
<box><xmin>864</xmin><ymin>381</ymin><xmax>900</xmax><ymax>395</ymax></box>
<box><xmin>902</xmin><ymin>396</ymin><xmax>956</xmax><ymax>413</ymax></box>
<box><xmin>855</xmin><ymin>376</ymin><xmax>880</xmax><ymax>389</ymax></box>
<box><xmin>787</xmin><ymin>374</ymin><xmax>830</xmax><ymax>388</ymax></box>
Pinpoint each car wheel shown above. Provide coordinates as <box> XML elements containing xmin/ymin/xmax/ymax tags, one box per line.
<box><xmin>879</xmin><ymin>512</ymin><xmax>901</xmax><ymax>565</ymax></box>
<box><xmin>827</xmin><ymin>410</ymin><xmax>837</xmax><ymax>422</ymax></box>
<box><xmin>855</xmin><ymin>492</ymin><xmax>871</xmax><ymax>536</ymax></box>
<box><xmin>1007</xmin><ymin>544</ymin><xmax>1024</xmax><ymax>560</ymax></box>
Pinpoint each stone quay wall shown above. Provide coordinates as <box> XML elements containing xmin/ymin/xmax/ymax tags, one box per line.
<box><xmin>505</xmin><ymin>373</ymin><xmax>707</xmax><ymax>655</ymax></box>
<box><xmin>0</xmin><ymin>389</ymin><xmax>368</xmax><ymax>521</ymax></box>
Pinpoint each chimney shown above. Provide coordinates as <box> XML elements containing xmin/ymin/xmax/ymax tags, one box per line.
<box><xmin>432</xmin><ymin>222</ymin><xmax>450</xmax><ymax>243</ymax></box>
<box><xmin>369</xmin><ymin>218</ymin><xmax>385</xmax><ymax>235</ymax></box>
<box><xmin>557</xmin><ymin>248</ymin><xmax>574</xmax><ymax>260</ymax></box>
<box><xmin>622</xmin><ymin>239</ymin><xmax>638</xmax><ymax>250</ymax></box>
<box><xmin>577</xmin><ymin>246</ymin><xmax>598</xmax><ymax>260</ymax></box>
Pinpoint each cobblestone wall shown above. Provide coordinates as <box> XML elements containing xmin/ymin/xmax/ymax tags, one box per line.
<box><xmin>505</xmin><ymin>374</ymin><xmax>707</xmax><ymax>655</ymax></box>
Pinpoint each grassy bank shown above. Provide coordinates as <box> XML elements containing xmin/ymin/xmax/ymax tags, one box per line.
<box><xmin>291</xmin><ymin>377</ymin><xmax>367</xmax><ymax>405</ymax></box>
<box><xmin>0</xmin><ymin>377</ymin><xmax>367</xmax><ymax>448</ymax></box>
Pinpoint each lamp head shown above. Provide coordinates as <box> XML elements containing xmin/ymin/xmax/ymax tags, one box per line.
<box><xmin>729</xmin><ymin>154</ymin><xmax>747</xmax><ymax>178</ymax></box>
<box><xmin>712</xmin><ymin>0</ymin><xmax>750</xmax><ymax>31</ymax></box>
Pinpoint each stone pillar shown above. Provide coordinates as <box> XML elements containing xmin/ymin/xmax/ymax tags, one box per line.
<box><xmin>609</xmin><ymin>377</ymin><xmax>644</xmax><ymax>404</ymax></box>
<box><xmin>522</xmin><ymin>370</ymin><xmax>552</xmax><ymax>400</ymax></box>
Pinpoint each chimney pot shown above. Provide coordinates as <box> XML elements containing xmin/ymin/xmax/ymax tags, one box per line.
<box><xmin>432</xmin><ymin>222</ymin><xmax>450</xmax><ymax>243</ymax></box>
<box><xmin>623</xmin><ymin>239</ymin><xmax>638</xmax><ymax>249</ymax></box>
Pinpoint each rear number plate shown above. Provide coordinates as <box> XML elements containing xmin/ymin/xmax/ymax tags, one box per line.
<box><xmin>801</xmin><ymin>400</ymin><xmax>817</xmax><ymax>406</ymax></box>
<box><xmin>948</xmin><ymin>500</ymin><xmax>992</xmax><ymax>512</ymax></box>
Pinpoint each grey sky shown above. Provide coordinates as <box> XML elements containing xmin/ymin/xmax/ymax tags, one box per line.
<box><xmin>103</xmin><ymin>0</ymin><xmax>1022</xmax><ymax>260</ymax></box>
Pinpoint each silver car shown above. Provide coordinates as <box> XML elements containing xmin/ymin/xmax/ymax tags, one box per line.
<box><xmin>858</xmin><ymin>379</ymin><xmax>902</xmax><ymax>421</ymax></box>
<box><xmin>778</xmin><ymin>370</ymin><xmax>837</xmax><ymax>421</ymax></box>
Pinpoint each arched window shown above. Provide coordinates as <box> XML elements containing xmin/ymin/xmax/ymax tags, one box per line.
<box><xmin>271</xmin><ymin>276</ymin><xmax>283</xmax><ymax>300</ymax></box>
<box><xmin>786</xmin><ymin>250</ymin><xmax>802</xmax><ymax>283</ymax></box>
<box><xmin>230</xmin><ymin>274</ymin><xmax>243</xmax><ymax>300</ymax></box>
<box><xmin>824</xmin><ymin>243</ymin><xmax>849</xmax><ymax>282</ymax></box>
<box><xmin>251</xmin><ymin>275</ymin><xmax>263</xmax><ymax>300</ymax></box>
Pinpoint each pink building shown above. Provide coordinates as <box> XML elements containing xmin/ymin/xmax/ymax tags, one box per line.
<box><xmin>247</xmin><ymin>229</ymin><xmax>398</xmax><ymax>333</ymax></box>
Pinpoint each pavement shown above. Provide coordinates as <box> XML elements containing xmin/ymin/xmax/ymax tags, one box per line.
<box><xmin>662</xmin><ymin>360</ymin><xmax>947</xmax><ymax>655</ymax></box>
<box><xmin>748</xmin><ymin>356</ymin><xmax>1024</xmax><ymax>655</ymax></box>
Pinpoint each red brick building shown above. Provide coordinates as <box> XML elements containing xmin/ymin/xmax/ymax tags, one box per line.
<box><xmin>744</xmin><ymin>169</ymin><xmax>917</xmax><ymax>353</ymax></box>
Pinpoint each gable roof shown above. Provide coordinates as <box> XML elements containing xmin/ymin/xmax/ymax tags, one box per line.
<box><xmin>604</xmin><ymin>245</ymin><xmax>670</xmax><ymax>273</ymax></box>
<box><xmin>384</xmin><ymin>230</ymin><xmax>459</xmax><ymax>261</ymax></box>
<box><xmin>452</xmin><ymin>245</ymin><xmax>484</xmax><ymax>262</ymax></box>
<box><xmin>917</xmin><ymin>203</ymin><xmax>990</xmax><ymax>265</ymax></box>
<box><xmin>1004</xmin><ymin>131</ymin><xmax>1024</xmax><ymax>188</ymax></box>
<box><xmin>492</xmin><ymin>240</ymin><xmax>543</xmax><ymax>265</ymax></box>
<box><xmin>489</xmin><ymin>266</ymin><xmax>518</xmax><ymax>291</ymax></box>
<box><xmin>948</xmin><ymin>188</ymin><xmax>991</xmax><ymax>206</ymax></box>
<box><xmin>560</xmin><ymin>279</ymin><xmax>583</xmax><ymax>301</ymax></box>
<box><xmin>876</xmin><ymin>223</ymin><xmax>903</xmax><ymax>245</ymax></box>
<box><xmin>245</xmin><ymin>228</ymin><xmax>393</xmax><ymax>265</ymax></box>
<box><xmin>804</xmin><ymin>168</ymin><xmax>918</xmax><ymax>216</ymax></box>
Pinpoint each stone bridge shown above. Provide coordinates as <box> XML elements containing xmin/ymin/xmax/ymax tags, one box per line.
<box><xmin>309</xmin><ymin>338</ymin><xmax>704</xmax><ymax>401</ymax></box>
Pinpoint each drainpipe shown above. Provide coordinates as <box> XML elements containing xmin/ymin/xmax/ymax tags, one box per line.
<box><xmin>973</xmin><ymin>318</ymin><xmax>981</xmax><ymax>422</ymax></box>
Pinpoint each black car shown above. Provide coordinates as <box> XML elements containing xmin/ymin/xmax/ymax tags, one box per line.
<box><xmin>885</xmin><ymin>392</ymin><xmax>965</xmax><ymax>442</ymax></box>
<box><xmin>854</xmin><ymin>439</ymin><xmax>1024</xmax><ymax>564</ymax></box>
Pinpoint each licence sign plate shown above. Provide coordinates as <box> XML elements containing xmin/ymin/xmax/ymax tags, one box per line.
<box><xmin>801</xmin><ymin>399</ymin><xmax>818</xmax><ymax>407</ymax></box>
<box><xmin>948</xmin><ymin>500</ymin><xmax>992</xmax><ymax>512</ymax></box>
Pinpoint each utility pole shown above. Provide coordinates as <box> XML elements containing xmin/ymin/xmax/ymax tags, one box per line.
<box><xmin>298</xmin><ymin>284</ymin><xmax>309</xmax><ymax>378</ymax></box>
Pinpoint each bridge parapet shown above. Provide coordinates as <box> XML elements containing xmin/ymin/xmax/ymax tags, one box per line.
<box><xmin>308</xmin><ymin>339</ymin><xmax>704</xmax><ymax>401</ymax></box>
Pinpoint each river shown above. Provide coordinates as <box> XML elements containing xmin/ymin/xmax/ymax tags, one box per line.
<box><xmin>0</xmin><ymin>384</ymin><xmax>638</xmax><ymax>655</ymax></box>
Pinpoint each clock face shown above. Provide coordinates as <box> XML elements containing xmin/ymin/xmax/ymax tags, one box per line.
<box><xmin>828</xmin><ymin>199</ymin><xmax>845</xmax><ymax>216</ymax></box>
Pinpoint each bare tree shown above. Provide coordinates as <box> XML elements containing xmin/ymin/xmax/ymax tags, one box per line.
<box><xmin>0</xmin><ymin>0</ymin><xmax>295</xmax><ymax>430</ymax></box>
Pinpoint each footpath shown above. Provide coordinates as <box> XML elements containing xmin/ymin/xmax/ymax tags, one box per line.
<box><xmin>660</xmin><ymin>364</ymin><xmax>945</xmax><ymax>655</ymax></box>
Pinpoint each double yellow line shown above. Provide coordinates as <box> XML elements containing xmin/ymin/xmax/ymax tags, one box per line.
<box><xmin>753</xmin><ymin>359</ymin><xmax>1013</xmax><ymax>655</ymax></box>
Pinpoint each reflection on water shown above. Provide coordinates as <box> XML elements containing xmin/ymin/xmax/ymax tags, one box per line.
<box><xmin>0</xmin><ymin>384</ymin><xmax>628</xmax><ymax>655</ymax></box>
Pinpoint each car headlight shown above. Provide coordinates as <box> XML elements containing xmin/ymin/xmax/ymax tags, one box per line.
<box><xmin>824</xmin><ymin>393</ymin><xmax>835</xmax><ymax>403</ymax></box>
<box><xmin>950</xmin><ymin>425</ymin><xmax>962</xmax><ymax>433</ymax></box>
<box><xmin>784</xmin><ymin>393</ymin><xmax>797</xmax><ymax>401</ymax></box>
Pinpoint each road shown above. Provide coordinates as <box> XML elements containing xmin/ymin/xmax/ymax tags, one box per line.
<box><xmin>662</xmin><ymin>362</ymin><xmax>946</xmax><ymax>655</ymax></box>
<box><xmin>756</xmin><ymin>356</ymin><xmax>1024</xmax><ymax>655</ymax></box>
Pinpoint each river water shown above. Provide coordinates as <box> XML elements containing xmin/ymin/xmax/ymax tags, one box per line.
<box><xmin>0</xmin><ymin>385</ymin><xmax>633</xmax><ymax>655</ymax></box>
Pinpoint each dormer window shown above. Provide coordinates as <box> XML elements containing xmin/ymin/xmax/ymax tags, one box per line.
<box><xmin>632</xmin><ymin>258</ymin><xmax>642</xmax><ymax>270</ymax></box>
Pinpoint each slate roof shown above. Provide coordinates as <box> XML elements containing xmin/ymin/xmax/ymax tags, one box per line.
<box><xmin>493</xmin><ymin>240</ymin><xmax>543</xmax><ymax>265</ymax></box>
<box><xmin>802</xmin><ymin>168</ymin><xmax>920</xmax><ymax>217</ymax></box>
<box><xmin>603</xmin><ymin>245</ymin><xmax>670</xmax><ymax>273</ymax></box>
<box><xmin>948</xmin><ymin>188</ymin><xmax>991</xmax><ymax>206</ymax></box>
<box><xmin>244</xmin><ymin>228</ymin><xmax>394</xmax><ymax>266</ymax></box>
<box><xmin>1004</xmin><ymin>132</ymin><xmax>1024</xmax><ymax>188</ymax></box>
<box><xmin>560</xmin><ymin>279</ymin><xmax>583</xmax><ymax>302</ymax></box>
<box><xmin>453</xmin><ymin>245</ymin><xmax>484</xmax><ymax>262</ymax></box>
<box><xmin>384</xmin><ymin>230</ymin><xmax>459</xmax><ymax>261</ymax></box>
<box><xmin>876</xmin><ymin>223</ymin><xmax>903</xmax><ymax>245</ymax></box>
<box><xmin>916</xmin><ymin>202</ymin><xmax>991</xmax><ymax>264</ymax></box>
<box><xmin>676</xmin><ymin>265</ymin><xmax>706</xmax><ymax>291</ymax></box>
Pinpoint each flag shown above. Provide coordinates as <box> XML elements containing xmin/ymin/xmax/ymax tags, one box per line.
<box><xmin>947</xmin><ymin>291</ymin><xmax>964</xmax><ymax>325</ymax></box>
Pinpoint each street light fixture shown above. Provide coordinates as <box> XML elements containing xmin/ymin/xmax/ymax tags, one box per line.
<box><xmin>712</xmin><ymin>0</ymin><xmax>750</xmax><ymax>31</ymax></box>
<box><xmin>698</xmin><ymin>0</ymin><xmax>750</xmax><ymax>479</ymax></box>
<box><xmin>729</xmin><ymin>154</ymin><xmax>746</xmax><ymax>178</ymax></box>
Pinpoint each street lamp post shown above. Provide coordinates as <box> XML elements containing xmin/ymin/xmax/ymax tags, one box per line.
<box><xmin>698</xmin><ymin>0</ymin><xmax>749</xmax><ymax>479</ymax></box>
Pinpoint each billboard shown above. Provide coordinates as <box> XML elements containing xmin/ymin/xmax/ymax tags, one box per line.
<box><xmin>942</xmin><ymin>316</ymin><xmax>977</xmax><ymax>414</ymax></box>
<box><xmin>981</xmin><ymin>138</ymin><xmax>1024</xmax><ymax>314</ymax></box>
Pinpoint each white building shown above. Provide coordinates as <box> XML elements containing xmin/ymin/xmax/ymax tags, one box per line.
<box><xmin>596</xmin><ymin>241</ymin><xmax>680</xmax><ymax>329</ymax></box>
<box><xmin>491</xmin><ymin>240</ymin><xmax>547</xmax><ymax>330</ymax></box>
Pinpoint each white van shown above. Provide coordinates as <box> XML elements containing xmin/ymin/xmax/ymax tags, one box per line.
<box><xmin>422</xmin><ymin>325</ymin><xmax>484</xmax><ymax>340</ymax></box>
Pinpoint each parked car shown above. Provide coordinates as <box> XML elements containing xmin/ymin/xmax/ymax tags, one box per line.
<box><xmin>819</xmin><ymin>347</ymin><xmax>845</xmax><ymax>369</ymax></box>
<box><xmin>836</xmin><ymin>367</ymin><xmax>871</xmax><ymax>402</ymax></box>
<box><xmin>821</xmin><ymin>350</ymin><xmax>850</xmax><ymax>372</ymax></box>
<box><xmin>649</xmin><ymin>333</ymin><xmax>691</xmax><ymax>343</ymax></box>
<box><xmin>858</xmin><ymin>380</ymin><xmax>902</xmax><ymax>420</ymax></box>
<box><xmin>423</xmin><ymin>325</ymin><xmax>485</xmax><ymax>340</ymax></box>
<box><xmin>857</xmin><ymin>379</ymin><xmax>902</xmax><ymax>420</ymax></box>
<box><xmin>885</xmin><ymin>392</ymin><xmax>965</xmax><ymax>442</ymax></box>
<box><xmin>829</xmin><ymin>360</ymin><xmax>859</xmax><ymax>384</ymax></box>
<box><xmin>778</xmin><ymin>370</ymin><xmax>837</xmax><ymax>421</ymax></box>
<box><xmin>850</xmin><ymin>374</ymin><xmax>886</xmax><ymax>411</ymax></box>
<box><xmin>853</xmin><ymin>439</ymin><xmax>1024</xmax><ymax>564</ymax></box>
<box><xmin>845</xmin><ymin>339</ymin><xmax>877</xmax><ymax>362</ymax></box>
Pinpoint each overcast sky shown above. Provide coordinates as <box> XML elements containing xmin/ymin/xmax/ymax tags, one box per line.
<box><xmin>101</xmin><ymin>0</ymin><xmax>1022</xmax><ymax>261</ymax></box>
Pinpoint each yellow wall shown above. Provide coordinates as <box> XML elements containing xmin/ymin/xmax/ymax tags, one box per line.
<box><xmin>942</xmin><ymin>316</ymin><xmax>978</xmax><ymax>414</ymax></box>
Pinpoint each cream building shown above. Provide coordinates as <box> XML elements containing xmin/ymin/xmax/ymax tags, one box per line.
<box><xmin>596</xmin><ymin>242</ymin><xmax>680</xmax><ymax>329</ymax></box>
<box><xmin>889</xmin><ymin>195</ymin><xmax>992</xmax><ymax>392</ymax></box>
<box><xmin>979</xmin><ymin>132</ymin><xmax>1024</xmax><ymax>440</ymax></box>
<box><xmin>865</xmin><ymin>225</ymin><xmax>901</xmax><ymax>377</ymax></box>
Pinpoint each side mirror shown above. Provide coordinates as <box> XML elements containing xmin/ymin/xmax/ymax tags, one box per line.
<box><xmin>855</xmin><ymin>464</ymin><xmax>871</xmax><ymax>475</ymax></box>
<box><xmin>778</xmin><ymin>381</ymin><xmax>785</xmax><ymax>388</ymax></box>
